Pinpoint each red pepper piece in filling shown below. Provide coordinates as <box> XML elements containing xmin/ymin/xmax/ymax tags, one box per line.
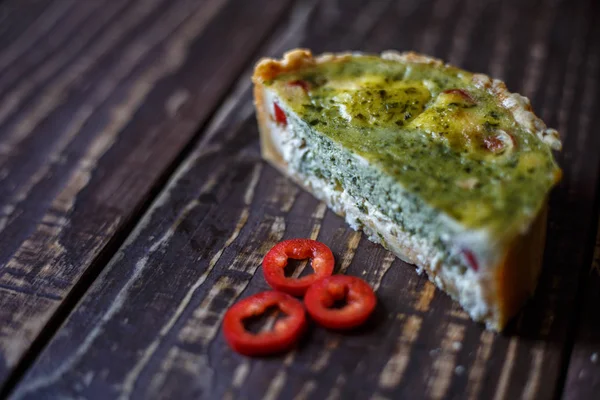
<box><xmin>442</xmin><ymin>88</ymin><xmax>476</xmax><ymax>105</ymax></box>
<box><xmin>462</xmin><ymin>249</ymin><xmax>479</xmax><ymax>271</ymax></box>
<box><xmin>483</xmin><ymin>130</ymin><xmax>516</xmax><ymax>153</ymax></box>
<box><xmin>304</xmin><ymin>275</ymin><xmax>377</xmax><ymax>330</ymax></box>
<box><xmin>483</xmin><ymin>135</ymin><xmax>505</xmax><ymax>153</ymax></box>
<box><xmin>262</xmin><ymin>239</ymin><xmax>335</xmax><ymax>296</ymax></box>
<box><xmin>288</xmin><ymin>79</ymin><xmax>311</xmax><ymax>92</ymax></box>
<box><xmin>222</xmin><ymin>291</ymin><xmax>306</xmax><ymax>356</ymax></box>
<box><xmin>273</xmin><ymin>102</ymin><xmax>287</xmax><ymax>125</ymax></box>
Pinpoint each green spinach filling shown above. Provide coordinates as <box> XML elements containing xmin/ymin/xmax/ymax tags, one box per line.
<box><xmin>286</xmin><ymin>112</ymin><xmax>463</xmax><ymax>268</ymax></box>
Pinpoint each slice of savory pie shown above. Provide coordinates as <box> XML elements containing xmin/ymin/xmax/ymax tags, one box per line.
<box><xmin>252</xmin><ymin>49</ymin><xmax>561</xmax><ymax>331</ymax></box>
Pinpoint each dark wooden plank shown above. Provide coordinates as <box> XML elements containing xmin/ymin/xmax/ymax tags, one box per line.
<box><xmin>562</xmin><ymin>214</ymin><xmax>600</xmax><ymax>400</ymax></box>
<box><xmin>0</xmin><ymin>0</ymin><xmax>60</xmax><ymax>57</ymax></box>
<box><xmin>0</xmin><ymin>0</ymin><xmax>292</xmax><ymax>390</ymax></box>
<box><xmin>11</xmin><ymin>0</ymin><xmax>600</xmax><ymax>399</ymax></box>
<box><xmin>559</xmin><ymin>2</ymin><xmax>600</xmax><ymax>398</ymax></box>
<box><xmin>561</xmin><ymin>1</ymin><xmax>600</xmax><ymax>386</ymax></box>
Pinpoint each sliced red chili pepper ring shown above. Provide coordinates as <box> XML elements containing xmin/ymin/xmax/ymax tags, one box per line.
<box><xmin>223</xmin><ymin>291</ymin><xmax>306</xmax><ymax>356</ymax></box>
<box><xmin>262</xmin><ymin>239</ymin><xmax>335</xmax><ymax>296</ymax></box>
<box><xmin>304</xmin><ymin>275</ymin><xmax>376</xmax><ymax>330</ymax></box>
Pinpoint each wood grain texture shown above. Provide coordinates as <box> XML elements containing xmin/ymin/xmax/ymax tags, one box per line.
<box><xmin>0</xmin><ymin>0</ymin><xmax>292</xmax><ymax>389</ymax></box>
<box><xmin>7</xmin><ymin>0</ymin><xmax>600</xmax><ymax>399</ymax></box>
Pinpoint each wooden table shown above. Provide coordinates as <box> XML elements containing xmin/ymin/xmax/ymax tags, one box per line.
<box><xmin>0</xmin><ymin>0</ymin><xmax>599</xmax><ymax>398</ymax></box>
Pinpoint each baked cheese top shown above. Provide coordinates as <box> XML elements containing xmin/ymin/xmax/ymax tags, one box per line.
<box><xmin>265</xmin><ymin>54</ymin><xmax>561</xmax><ymax>235</ymax></box>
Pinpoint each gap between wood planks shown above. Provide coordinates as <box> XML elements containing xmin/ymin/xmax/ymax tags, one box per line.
<box><xmin>0</xmin><ymin>1</ymin><xmax>296</xmax><ymax>397</ymax></box>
